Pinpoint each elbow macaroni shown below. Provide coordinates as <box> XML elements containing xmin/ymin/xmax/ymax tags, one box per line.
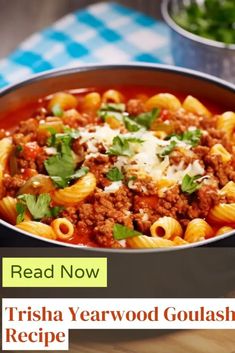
<box><xmin>51</xmin><ymin>218</ymin><xmax>74</xmax><ymax>240</ymax></box>
<box><xmin>217</xmin><ymin>111</ymin><xmax>235</xmax><ymax>138</ymax></box>
<box><xmin>102</xmin><ymin>89</ymin><xmax>123</xmax><ymax>103</ymax></box>
<box><xmin>145</xmin><ymin>93</ymin><xmax>181</xmax><ymax>111</ymax></box>
<box><xmin>182</xmin><ymin>95</ymin><xmax>211</xmax><ymax>117</ymax></box>
<box><xmin>219</xmin><ymin>181</ymin><xmax>235</xmax><ymax>198</ymax></box>
<box><xmin>185</xmin><ymin>219</ymin><xmax>213</xmax><ymax>243</ymax></box>
<box><xmin>127</xmin><ymin>235</ymin><xmax>175</xmax><ymax>248</ymax></box>
<box><xmin>0</xmin><ymin>196</ymin><xmax>18</xmax><ymax>224</ymax></box>
<box><xmin>208</xmin><ymin>203</ymin><xmax>235</xmax><ymax>224</ymax></box>
<box><xmin>52</xmin><ymin>172</ymin><xmax>96</xmax><ymax>206</ymax></box>
<box><xmin>210</xmin><ymin>144</ymin><xmax>231</xmax><ymax>162</ymax></box>
<box><xmin>16</xmin><ymin>221</ymin><xmax>57</xmax><ymax>240</ymax></box>
<box><xmin>150</xmin><ymin>216</ymin><xmax>183</xmax><ymax>240</ymax></box>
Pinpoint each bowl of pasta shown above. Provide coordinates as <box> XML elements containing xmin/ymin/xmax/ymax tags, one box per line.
<box><xmin>1</xmin><ymin>63</ymin><xmax>235</xmax><ymax>251</ymax></box>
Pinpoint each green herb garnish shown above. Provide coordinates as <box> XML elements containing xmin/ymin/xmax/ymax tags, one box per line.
<box><xmin>181</xmin><ymin>174</ymin><xmax>202</xmax><ymax>194</ymax></box>
<box><xmin>173</xmin><ymin>0</ymin><xmax>235</xmax><ymax>44</ymax></box>
<box><xmin>106</xmin><ymin>167</ymin><xmax>124</xmax><ymax>181</ymax></box>
<box><xmin>99</xmin><ymin>103</ymin><xmax>126</xmax><ymax>112</ymax></box>
<box><xmin>176</xmin><ymin>129</ymin><xmax>202</xmax><ymax>147</ymax></box>
<box><xmin>123</xmin><ymin>116</ymin><xmax>142</xmax><ymax>132</ymax></box>
<box><xmin>50</xmin><ymin>166</ymin><xmax>89</xmax><ymax>188</ymax></box>
<box><xmin>50</xmin><ymin>206</ymin><xmax>64</xmax><ymax>218</ymax></box>
<box><xmin>134</xmin><ymin>108</ymin><xmax>160</xmax><ymax>129</ymax></box>
<box><xmin>160</xmin><ymin>140</ymin><xmax>177</xmax><ymax>157</ymax></box>
<box><xmin>166</xmin><ymin>129</ymin><xmax>202</xmax><ymax>147</ymax></box>
<box><xmin>45</xmin><ymin>130</ymin><xmax>87</xmax><ymax>188</ymax></box>
<box><xmin>51</xmin><ymin>103</ymin><xmax>64</xmax><ymax>117</ymax></box>
<box><xmin>16</xmin><ymin>202</ymin><xmax>26</xmax><ymax>224</ymax></box>
<box><xmin>113</xmin><ymin>224</ymin><xmax>142</xmax><ymax>240</ymax></box>
<box><xmin>17</xmin><ymin>194</ymin><xmax>52</xmax><ymax>221</ymax></box>
<box><xmin>16</xmin><ymin>194</ymin><xmax>65</xmax><ymax>222</ymax></box>
<box><xmin>107</xmin><ymin>136</ymin><xmax>143</xmax><ymax>157</ymax></box>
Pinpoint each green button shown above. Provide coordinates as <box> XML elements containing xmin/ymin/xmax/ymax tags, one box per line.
<box><xmin>2</xmin><ymin>257</ymin><xmax>107</xmax><ymax>287</ymax></box>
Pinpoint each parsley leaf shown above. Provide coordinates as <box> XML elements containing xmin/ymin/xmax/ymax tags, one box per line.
<box><xmin>50</xmin><ymin>206</ymin><xmax>64</xmax><ymax>217</ymax></box>
<box><xmin>179</xmin><ymin>129</ymin><xmax>202</xmax><ymax>147</ymax></box>
<box><xmin>160</xmin><ymin>140</ymin><xmax>177</xmax><ymax>157</ymax></box>
<box><xmin>99</xmin><ymin>103</ymin><xmax>126</xmax><ymax>112</ymax></box>
<box><xmin>51</xmin><ymin>103</ymin><xmax>64</xmax><ymax>117</ymax></box>
<box><xmin>17</xmin><ymin>194</ymin><xmax>52</xmax><ymax>220</ymax></box>
<box><xmin>134</xmin><ymin>108</ymin><xmax>160</xmax><ymax>129</ymax></box>
<box><xmin>106</xmin><ymin>167</ymin><xmax>124</xmax><ymax>181</ymax></box>
<box><xmin>181</xmin><ymin>174</ymin><xmax>202</xmax><ymax>194</ymax></box>
<box><xmin>45</xmin><ymin>139</ymin><xmax>75</xmax><ymax>188</ymax></box>
<box><xmin>169</xmin><ymin>129</ymin><xmax>202</xmax><ymax>147</ymax></box>
<box><xmin>107</xmin><ymin>136</ymin><xmax>144</xmax><ymax>157</ymax></box>
<box><xmin>113</xmin><ymin>224</ymin><xmax>142</xmax><ymax>240</ymax></box>
<box><xmin>99</xmin><ymin>111</ymin><xmax>123</xmax><ymax>122</ymax></box>
<box><xmin>45</xmin><ymin>131</ymin><xmax>85</xmax><ymax>188</ymax></box>
<box><xmin>16</xmin><ymin>202</ymin><xmax>26</xmax><ymax>224</ymax></box>
<box><xmin>123</xmin><ymin>116</ymin><xmax>142</xmax><ymax>132</ymax></box>
<box><xmin>50</xmin><ymin>166</ymin><xmax>89</xmax><ymax>188</ymax></box>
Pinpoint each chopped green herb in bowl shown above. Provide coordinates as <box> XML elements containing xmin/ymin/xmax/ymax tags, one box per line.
<box><xmin>173</xmin><ymin>0</ymin><xmax>235</xmax><ymax>44</ymax></box>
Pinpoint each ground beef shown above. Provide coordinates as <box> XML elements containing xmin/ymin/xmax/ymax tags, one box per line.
<box><xmin>164</xmin><ymin>110</ymin><xmax>202</xmax><ymax>133</ymax></box>
<box><xmin>189</xmin><ymin>184</ymin><xmax>221</xmax><ymax>219</ymax></box>
<box><xmin>201</xmin><ymin>129</ymin><xmax>225</xmax><ymax>148</ymax></box>
<box><xmin>61</xmin><ymin>207</ymin><xmax>78</xmax><ymax>225</ymax></box>
<box><xmin>17</xmin><ymin>158</ymin><xmax>36</xmax><ymax>170</ymax></box>
<box><xmin>62</xmin><ymin>109</ymin><xmax>88</xmax><ymax>128</ymax></box>
<box><xmin>77</xmin><ymin>186</ymin><xmax>132</xmax><ymax>247</ymax></box>
<box><xmin>3</xmin><ymin>174</ymin><xmax>25</xmax><ymax>196</ymax></box>
<box><xmin>205</xmin><ymin>154</ymin><xmax>235</xmax><ymax>186</ymax></box>
<box><xmin>12</xmin><ymin>133</ymin><xmax>35</xmax><ymax>145</ymax></box>
<box><xmin>84</xmin><ymin>154</ymin><xmax>111</xmax><ymax>188</ymax></box>
<box><xmin>126</xmin><ymin>99</ymin><xmax>146</xmax><ymax>116</ymax></box>
<box><xmin>17</xmin><ymin>118</ymin><xmax>39</xmax><ymax>135</ymax></box>
<box><xmin>129</xmin><ymin>175</ymin><xmax>158</xmax><ymax>195</ymax></box>
<box><xmin>192</xmin><ymin>145</ymin><xmax>210</xmax><ymax>159</ymax></box>
<box><xmin>170</xmin><ymin>148</ymin><xmax>197</xmax><ymax>166</ymax></box>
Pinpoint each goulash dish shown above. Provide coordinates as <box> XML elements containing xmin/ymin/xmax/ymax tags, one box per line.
<box><xmin>0</xmin><ymin>87</ymin><xmax>235</xmax><ymax>248</ymax></box>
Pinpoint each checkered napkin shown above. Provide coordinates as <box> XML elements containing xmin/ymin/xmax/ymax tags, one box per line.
<box><xmin>0</xmin><ymin>2</ymin><xmax>172</xmax><ymax>89</ymax></box>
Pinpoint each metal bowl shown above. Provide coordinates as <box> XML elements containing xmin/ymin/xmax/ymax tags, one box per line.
<box><xmin>161</xmin><ymin>0</ymin><xmax>235</xmax><ymax>83</ymax></box>
<box><xmin>1</xmin><ymin>63</ymin><xmax>235</xmax><ymax>251</ymax></box>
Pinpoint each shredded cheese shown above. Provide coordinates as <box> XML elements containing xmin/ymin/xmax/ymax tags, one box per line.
<box><xmin>78</xmin><ymin>124</ymin><xmax>207</xmax><ymax>187</ymax></box>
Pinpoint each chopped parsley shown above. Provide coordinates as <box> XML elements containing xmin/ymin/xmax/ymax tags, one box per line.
<box><xmin>181</xmin><ymin>174</ymin><xmax>202</xmax><ymax>194</ymax></box>
<box><xmin>173</xmin><ymin>0</ymin><xmax>235</xmax><ymax>45</ymax></box>
<box><xmin>99</xmin><ymin>103</ymin><xmax>126</xmax><ymax>112</ymax></box>
<box><xmin>134</xmin><ymin>108</ymin><xmax>160</xmax><ymax>129</ymax></box>
<box><xmin>113</xmin><ymin>224</ymin><xmax>142</xmax><ymax>240</ymax></box>
<box><xmin>44</xmin><ymin>130</ymin><xmax>87</xmax><ymax>188</ymax></box>
<box><xmin>160</xmin><ymin>140</ymin><xmax>177</xmax><ymax>157</ymax></box>
<box><xmin>107</xmin><ymin>136</ymin><xmax>144</xmax><ymax>157</ymax></box>
<box><xmin>178</xmin><ymin>129</ymin><xmax>202</xmax><ymax>147</ymax></box>
<box><xmin>98</xmin><ymin>103</ymin><xmax>125</xmax><ymax>121</ymax></box>
<box><xmin>106</xmin><ymin>167</ymin><xmax>124</xmax><ymax>181</ymax></box>
<box><xmin>50</xmin><ymin>167</ymin><xmax>89</xmax><ymax>188</ymax></box>
<box><xmin>16</xmin><ymin>145</ymin><xmax>23</xmax><ymax>154</ymax></box>
<box><xmin>123</xmin><ymin>116</ymin><xmax>142</xmax><ymax>132</ymax></box>
<box><xmin>100</xmin><ymin>111</ymin><xmax>123</xmax><ymax>123</ymax></box>
<box><xmin>51</xmin><ymin>103</ymin><xmax>64</xmax><ymax>117</ymax></box>
<box><xmin>167</xmin><ymin>129</ymin><xmax>202</xmax><ymax>147</ymax></box>
<box><xmin>16</xmin><ymin>202</ymin><xmax>26</xmax><ymax>224</ymax></box>
<box><xmin>16</xmin><ymin>194</ymin><xmax>52</xmax><ymax>222</ymax></box>
<box><xmin>16</xmin><ymin>194</ymin><xmax>64</xmax><ymax>223</ymax></box>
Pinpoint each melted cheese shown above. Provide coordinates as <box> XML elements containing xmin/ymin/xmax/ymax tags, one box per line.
<box><xmin>78</xmin><ymin>124</ymin><xmax>206</xmax><ymax>186</ymax></box>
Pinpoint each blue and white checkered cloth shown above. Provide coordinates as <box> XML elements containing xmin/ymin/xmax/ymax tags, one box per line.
<box><xmin>0</xmin><ymin>2</ymin><xmax>172</xmax><ymax>89</ymax></box>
